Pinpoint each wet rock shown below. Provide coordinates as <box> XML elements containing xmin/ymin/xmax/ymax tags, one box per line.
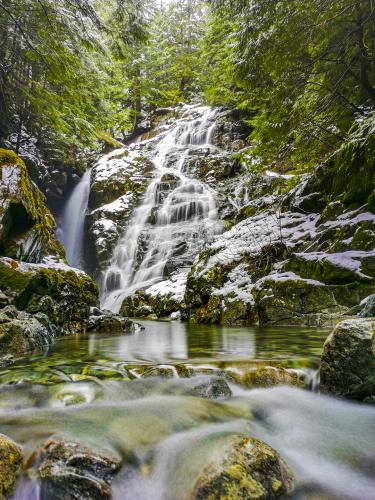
<box><xmin>87</xmin><ymin>148</ymin><xmax>154</xmax><ymax>273</ymax></box>
<box><xmin>0</xmin><ymin>257</ymin><xmax>98</xmax><ymax>333</ymax></box>
<box><xmin>320</xmin><ymin>318</ymin><xmax>375</xmax><ymax>401</ymax></box>
<box><xmin>359</xmin><ymin>295</ymin><xmax>375</xmax><ymax>317</ymax></box>
<box><xmin>38</xmin><ymin>439</ymin><xmax>121</xmax><ymax>500</ymax></box>
<box><xmin>0</xmin><ymin>149</ymin><xmax>64</xmax><ymax>262</ymax></box>
<box><xmin>242</xmin><ymin>366</ymin><xmax>302</xmax><ymax>389</ymax></box>
<box><xmin>193</xmin><ymin>435</ymin><xmax>294</xmax><ymax>499</ymax></box>
<box><xmin>0</xmin><ymin>306</ymin><xmax>54</xmax><ymax>356</ymax></box>
<box><xmin>188</xmin><ymin>377</ymin><xmax>232</xmax><ymax>400</ymax></box>
<box><xmin>0</xmin><ymin>433</ymin><xmax>23</xmax><ymax>498</ymax></box>
<box><xmin>87</xmin><ymin>308</ymin><xmax>137</xmax><ymax>333</ymax></box>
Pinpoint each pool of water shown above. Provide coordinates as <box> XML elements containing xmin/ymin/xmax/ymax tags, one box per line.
<box><xmin>0</xmin><ymin>321</ymin><xmax>374</xmax><ymax>499</ymax></box>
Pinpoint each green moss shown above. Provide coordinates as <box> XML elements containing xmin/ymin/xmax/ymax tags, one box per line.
<box><xmin>332</xmin><ymin>135</ymin><xmax>375</xmax><ymax>207</ymax></box>
<box><xmin>0</xmin><ymin>148</ymin><xmax>25</xmax><ymax>168</ymax></box>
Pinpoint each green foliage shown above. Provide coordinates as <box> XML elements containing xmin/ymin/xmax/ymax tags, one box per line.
<box><xmin>206</xmin><ymin>1</ymin><xmax>375</xmax><ymax>169</ymax></box>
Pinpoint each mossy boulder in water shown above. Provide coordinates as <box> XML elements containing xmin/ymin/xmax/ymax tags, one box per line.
<box><xmin>320</xmin><ymin>319</ymin><xmax>375</xmax><ymax>401</ymax></box>
<box><xmin>193</xmin><ymin>435</ymin><xmax>294</xmax><ymax>499</ymax></box>
<box><xmin>0</xmin><ymin>433</ymin><xmax>23</xmax><ymax>498</ymax></box>
<box><xmin>38</xmin><ymin>439</ymin><xmax>121</xmax><ymax>500</ymax></box>
<box><xmin>0</xmin><ymin>149</ymin><xmax>64</xmax><ymax>262</ymax></box>
<box><xmin>0</xmin><ymin>257</ymin><xmax>98</xmax><ymax>334</ymax></box>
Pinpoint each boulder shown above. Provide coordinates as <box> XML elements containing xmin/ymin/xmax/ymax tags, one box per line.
<box><xmin>320</xmin><ymin>319</ymin><xmax>375</xmax><ymax>401</ymax></box>
<box><xmin>193</xmin><ymin>435</ymin><xmax>294</xmax><ymax>499</ymax></box>
<box><xmin>359</xmin><ymin>295</ymin><xmax>375</xmax><ymax>317</ymax></box>
<box><xmin>87</xmin><ymin>308</ymin><xmax>138</xmax><ymax>333</ymax></box>
<box><xmin>0</xmin><ymin>257</ymin><xmax>98</xmax><ymax>333</ymax></box>
<box><xmin>0</xmin><ymin>149</ymin><xmax>64</xmax><ymax>262</ymax></box>
<box><xmin>0</xmin><ymin>433</ymin><xmax>23</xmax><ymax>498</ymax></box>
<box><xmin>0</xmin><ymin>306</ymin><xmax>55</xmax><ymax>357</ymax></box>
<box><xmin>38</xmin><ymin>439</ymin><xmax>121</xmax><ymax>500</ymax></box>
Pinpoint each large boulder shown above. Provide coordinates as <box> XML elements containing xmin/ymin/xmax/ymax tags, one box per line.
<box><xmin>38</xmin><ymin>439</ymin><xmax>121</xmax><ymax>500</ymax></box>
<box><xmin>193</xmin><ymin>435</ymin><xmax>294</xmax><ymax>499</ymax></box>
<box><xmin>320</xmin><ymin>319</ymin><xmax>375</xmax><ymax>401</ymax></box>
<box><xmin>0</xmin><ymin>257</ymin><xmax>98</xmax><ymax>334</ymax></box>
<box><xmin>0</xmin><ymin>306</ymin><xmax>55</xmax><ymax>357</ymax></box>
<box><xmin>0</xmin><ymin>433</ymin><xmax>23</xmax><ymax>498</ymax></box>
<box><xmin>0</xmin><ymin>149</ymin><xmax>64</xmax><ymax>262</ymax></box>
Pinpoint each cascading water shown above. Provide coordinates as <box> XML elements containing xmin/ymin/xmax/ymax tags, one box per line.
<box><xmin>101</xmin><ymin>106</ymin><xmax>223</xmax><ymax>312</ymax></box>
<box><xmin>59</xmin><ymin>168</ymin><xmax>91</xmax><ymax>269</ymax></box>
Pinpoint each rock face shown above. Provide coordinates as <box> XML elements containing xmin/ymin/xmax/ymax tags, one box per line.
<box><xmin>0</xmin><ymin>433</ymin><xmax>23</xmax><ymax>498</ymax></box>
<box><xmin>193</xmin><ymin>435</ymin><xmax>294</xmax><ymax>499</ymax></box>
<box><xmin>87</xmin><ymin>148</ymin><xmax>154</xmax><ymax>274</ymax></box>
<box><xmin>0</xmin><ymin>149</ymin><xmax>64</xmax><ymax>262</ymax></box>
<box><xmin>38</xmin><ymin>439</ymin><xmax>121</xmax><ymax>500</ymax></box>
<box><xmin>320</xmin><ymin>319</ymin><xmax>375</xmax><ymax>401</ymax></box>
<box><xmin>0</xmin><ymin>257</ymin><xmax>98</xmax><ymax>336</ymax></box>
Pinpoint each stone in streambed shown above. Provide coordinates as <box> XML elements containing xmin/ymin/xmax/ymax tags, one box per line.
<box><xmin>320</xmin><ymin>318</ymin><xmax>375</xmax><ymax>401</ymax></box>
<box><xmin>193</xmin><ymin>435</ymin><xmax>294</xmax><ymax>499</ymax></box>
<box><xmin>0</xmin><ymin>433</ymin><xmax>23</xmax><ymax>498</ymax></box>
<box><xmin>188</xmin><ymin>377</ymin><xmax>232</xmax><ymax>400</ymax></box>
<box><xmin>38</xmin><ymin>439</ymin><xmax>121</xmax><ymax>500</ymax></box>
<box><xmin>242</xmin><ymin>366</ymin><xmax>302</xmax><ymax>389</ymax></box>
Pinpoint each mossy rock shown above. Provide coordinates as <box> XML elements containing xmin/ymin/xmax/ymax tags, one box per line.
<box><xmin>0</xmin><ymin>258</ymin><xmax>98</xmax><ymax>332</ymax></box>
<box><xmin>0</xmin><ymin>148</ymin><xmax>64</xmax><ymax>263</ymax></box>
<box><xmin>242</xmin><ymin>366</ymin><xmax>302</xmax><ymax>389</ymax></box>
<box><xmin>320</xmin><ymin>318</ymin><xmax>375</xmax><ymax>401</ymax></box>
<box><xmin>254</xmin><ymin>275</ymin><xmax>349</xmax><ymax>327</ymax></box>
<box><xmin>193</xmin><ymin>435</ymin><xmax>294</xmax><ymax>499</ymax></box>
<box><xmin>38</xmin><ymin>439</ymin><xmax>121</xmax><ymax>500</ymax></box>
<box><xmin>0</xmin><ymin>306</ymin><xmax>54</xmax><ymax>357</ymax></box>
<box><xmin>0</xmin><ymin>433</ymin><xmax>23</xmax><ymax>498</ymax></box>
<box><xmin>332</xmin><ymin>135</ymin><xmax>375</xmax><ymax>207</ymax></box>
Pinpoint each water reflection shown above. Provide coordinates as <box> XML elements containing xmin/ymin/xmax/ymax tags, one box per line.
<box><xmin>54</xmin><ymin>321</ymin><xmax>328</xmax><ymax>367</ymax></box>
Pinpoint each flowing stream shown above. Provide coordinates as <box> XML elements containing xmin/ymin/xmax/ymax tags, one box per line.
<box><xmin>0</xmin><ymin>322</ymin><xmax>374</xmax><ymax>499</ymax></box>
<box><xmin>101</xmin><ymin>106</ymin><xmax>222</xmax><ymax>312</ymax></box>
<box><xmin>58</xmin><ymin>168</ymin><xmax>91</xmax><ymax>268</ymax></box>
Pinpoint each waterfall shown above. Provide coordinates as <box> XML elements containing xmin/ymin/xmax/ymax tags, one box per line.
<box><xmin>59</xmin><ymin>168</ymin><xmax>91</xmax><ymax>269</ymax></box>
<box><xmin>101</xmin><ymin>106</ymin><xmax>223</xmax><ymax>312</ymax></box>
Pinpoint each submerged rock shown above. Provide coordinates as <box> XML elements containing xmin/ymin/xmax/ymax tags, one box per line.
<box><xmin>0</xmin><ymin>433</ymin><xmax>23</xmax><ymax>498</ymax></box>
<box><xmin>193</xmin><ymin>435</ymin><xmax>294</xmax><ymax>499</ymax></box>
<box><xmin>320</xmin><ymin>319</ymin><xmax>375</xmax><ymax>401</ymax></box>
<box><xmin>0</xmin><ymin>149</ymin><xmax>64</xmax><ymax>263</ymax></box>
<box><xmin>188</xmin><ymin>377</ymin><xmax>232</xmax><ymax>400</ymax></box>
<box><xmin>38</xmin><ymin>439</ymin><xmax>121</xmax><ymax>500</ymax></box>
<box><xmin>242</xmin><ymin>366</ymin><xmax>302</xmax><ymax>389</ymax></box>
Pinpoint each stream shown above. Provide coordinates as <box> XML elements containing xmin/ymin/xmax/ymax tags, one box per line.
<box><xmin>0</xmin><ymin>322</ymin><xmax>374</xmax><ymax>499</ymax></box>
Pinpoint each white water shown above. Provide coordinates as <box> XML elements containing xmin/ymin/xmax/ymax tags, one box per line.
<box><xmin>101</xmin><ymin>106</ymin><xmax>223</xmax><ymax>311</ymax></box>
<box><xmin>59</xmin><ymin>168</ymin><xmax>91</xmax><ymax>269</ymax></box>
